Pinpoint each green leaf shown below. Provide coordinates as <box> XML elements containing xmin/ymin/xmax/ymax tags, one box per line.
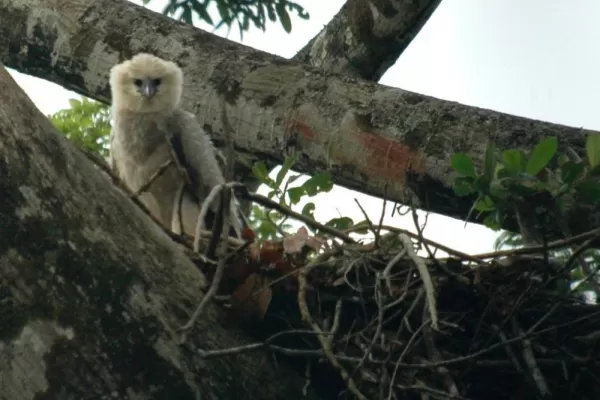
<box><xmin>287</xmin><ymin>174</ymin><xmax>301</xmax><ymax>185</ymax></box>
<box><xmin>481</xmin><ymin>140</ymin><xmax>497</xmax><ymax>188</ymax></box>
<box><xmin>586</xmin><ymin>133</ymin><xmax>600</xmax><ymax>169</ymax></box>
<box><xmin>573</xmin><ymin>281</ymin><xmax>596</xmax><ymax>294</ymax></box>
<box><xmin>301</xmin><ymin>172</ymin><xmax>333</xmax><ymax>196</ymax></box>
<box><xmin>216</xmin><ymin>1</ymin><xmax>230</xmax><ymax>22</ymax></box>
<box><xmin>509</xmin><ymin>182</ymin><xmax>538</xmax><ymax>197</ymax></box>
<box><xmin>570</xmin><ymin>267</ymin><xmax>586</xmax><ymax>282</ymax></box>
<box><xmin>483</xmin><ymin>211</ymin><xmax>502</xmax><ymax>230</ymax></box>
<box><xmin>325</xmin><ymin>217</ymin><xmax>354</xmax><ymax>231</ymax></box>
<box><xmin>351</xmin><ymin>220</ymin><xmax>370</xmax><ymax>234</ymax></box>
<box><xmin>68</xmin><ymin>98</ymin><xmax>81</xmax><ymax>108</ymax></box>
<box><xmin>474</xmin><ymin>196</ymin><xmax>496</xmax><ymax>212</ymax></box>
<box><xmin>489</xmin><ymin>182</ymin><xmax>509</xmax><ymax>200</ymax></box>
<box><xmin>588</xmin><ymin>163</ymin><xmax>600</xmax><ymax>177</ymax></box>
<box><xmin>301</xmin><ymin>202</ymin><xmax>315</xmax><ymax>218</ymax></box>
<box><xmin>50</xmin><ymin>97</ymin><xmax>111</xmax><ymax>158</ymax></box>
<box><xmin>453</xmin><ymin>177</ymin><xmax>475</xmax><ymax>196</ymax></box>
<box><xmin>287</xmin><ymin>187</ymin><xmax>305</xmax><ymax>204</ymax></box>
<box><xmin>473</xmin><ymin>175</ymin><xmax>493</xmax><ymax>193</ymax></box>
<box><xmin>191</xmin><ymin>0</ymin><xmax>213</xmax><ymax>24</ymax></box>
<box><xmin>258</xmin><ymin>220</ymin><xmax>278</xmax><ymax>239</ymax></box>
<box><xmin>557</xmin><ymin>153</ymin><xmax>569</xmax><ymax>167</ymax></box>
<box><xmin>275</xmin><ymin>155</ymin><xmax>297</xmax><ymax>186</ymax></box>
<box><xmin>180</xmin><ymin>4</ymin><xmax>193</xmax><ymax>24</ymax></box>
<box><xmin>252</xmin><ymin>161</ymin><xmax>273</xmax><ymax>186</ymax></box>
<box><xmin>451</xmin><ymin>153</ymin><xmax>476</xmax><ymax>178</ymax></box>
<box><xmin>526</xmin><ymin>136</ymin><xmax>557</xmax><ymax>176</ymax></box>
<box><xmin>464</xmin><ymin>194</ymin><xmax>483</xmax><ymax>226</ymax></box>
<box><xmin>275</xmin><ymin>3</ymin><xmax>292</xmax><ymax>33</ymax></box>
<box><xmin>501</xmin><ymin>149</ymin><xmax>525</xmax><ymax>174</ymax></box>
<box><xmin>266</xmin><ymin>3</ymin><xmax>277</xmax><ymax>21</ymax></box>
<box><xmin>575</xmin><ymin>181</ymin><xmax>600</xmax><ymax>203</ymax></box>
<box><xmin>560</xmin><ymin>161</ymin><xmax>585</xmax><ymax>185</ymax></box>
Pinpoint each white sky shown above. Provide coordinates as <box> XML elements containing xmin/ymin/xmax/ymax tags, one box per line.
<box><xmin>9</xmin><ymin>0</ymin><xmax>600</xmax><ymax>255</ymax></box>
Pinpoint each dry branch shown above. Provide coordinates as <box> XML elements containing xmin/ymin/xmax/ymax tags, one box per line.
<box><xmin>1</xmin><ymin>0</ymin><xmax>599</xmax><ymax>235</ymax></box>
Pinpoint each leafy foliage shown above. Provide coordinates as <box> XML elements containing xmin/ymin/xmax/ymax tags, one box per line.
<box><xmin>49</xmin><ymin>97</ymin><xmax>111</xmax><ymax>158</ymax></box>
<box><xmin>451</xmin><ymin>135</ymin><xmax>600</xmax><ymax>231</ymax></box>
<box><xmin>248</xmin><ymin>155</ymin><xmax>374</xmax><ymax>241</ymax></box>
<box><xmin>153</xmin><ymin>0</ymin><xmax>309</xmax><ymax>37</ymax></box>
<box><xmin>453</xmin><ymin>135</ymin><xmax>600</xmax><ymax>301</ymax></box>
<box><xmin>250</xmin><ymin>156</ymin><xmax>332</xmax><ymax>240</ymax></box>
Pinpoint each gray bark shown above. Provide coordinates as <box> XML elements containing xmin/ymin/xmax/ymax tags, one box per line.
<box><xmin>0</xmin><ymin>0</ymin><xmax>597</xmax><ymax>235</ymax></box>
<box><xmin>0</xmin><ymin>64</ymin><xmax>323</xmax><ymax>400</ymax></box>
<box><xmin>293</xmin><ymin>0</ymin><xmax>443</xmax><ymax>81</ymax></box>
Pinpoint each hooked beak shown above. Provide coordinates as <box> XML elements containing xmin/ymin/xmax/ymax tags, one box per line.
<box><xmin>139</xmin><ymin>79</ymin><xmax>157</xmax><ymax>98</ymax></box>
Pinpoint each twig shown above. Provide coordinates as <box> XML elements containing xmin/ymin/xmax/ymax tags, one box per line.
<box><xmin>376</xmin><ymin>191</ymin><xmax>388</xmax><ymax>245</ymax></box>
<box><xmin>491</xmin><ymin>324</ymin><xmax>523</xmax><ymax>372</ymax></box>
<box><xmin>565</xmin><ymin>237</ymin><xmax>596</xmax><ymax>272</ymax></box>
<box><xmin>351</xmin><ymin>277</ymin><xmax>385</xmax><ymax>376</ymax></box>
<box><xmin>298</xmin><ymin>260</ymin><xmax>369</xmax><ymax>400</ymax></box>
<box><xmin>381</xmin><ymin>249</ymin><xmax>407</xmax><ymax>296</ymax></box>
<box><xmin>398</xmin><ymin>234</ymin><xmax>438</xmax><ymax>330</ymax></box>
<box><xmin>512</xmin><ymin>319</ymin><xmax>550</xmax><ymax>397</ymax></box>
<box><xmin>197</xmin><ymin>329</ymin><xmax>333</xmax><ymax>358</ymax></box>
<box><xmin>239</xmin><ymin>189</ymin><xmax>356</xmax><ymax>244</ymax></box>
<box><xmin>219</xmin><ymin>97</ymin><xmax>244</xmax><ymax>239</ymax></box>
<box><xmin>180</xmin><ymin>97</ymin><xmax>239</xmax><ymax>342</ymax></box>
<box><xmin>178</xmin><ymin>251</ymin><xmax>227</xmax><ymax>344</ymax></box>
<box><xmin>353</xmin><ymin>198</ymin><xmax>378</xmax><ymax>242</ymax></box>
<box><xmin>131</xmin><ymin>159</ymin><xmax>173</xmax><ymax>199</ymax></box>
<box><xmin>205</xmin><ymin>187</ymin><xmax>227</xmax><ymax>261</ymax></box>
<box><xmin>303</xmin><ymin>360</ymin><xmax>312</xmax><ymax>396</ymax></box>
<box><xmin>388</xmin><ymin>316</ymin><xmax>431</xmax><ymax>400</ymax></box>
<box><xmin>474</xmin><ymin>227</ymin><xmax>600</xmax><ymax>259</ymax></box>
<box><xmin>196</xmin><ymin>308</ymin><xmax>600</xmax><ymax>369</ymax></box>
<box><xmin>193</xmin><ymin>183</ymin><xmax>225</xmax><ymax>253</ymax></box>
<box><xmin>422</xmin><ymin>320</ymin><xmax>460</xmax><ymax>398</ymax></box>
<box><xmin>348</xmin><ymin>223</ymin><xmax>488</xmax><ymax>266</ymax></box>
<box><xmin>79</xmin><ymin>146</ymin><xmax>196</xmax><ymax>248</ymax></box>
<box><xmin>179</xmin><ymin>186</ymin><xmax>232</xmax><ymax>344</ymax></box>
<box><xmin>170</xmin><ymin>182</ymin><xmax>186</xmax><ymax>235</ymax></box>
<box><xmin>411</xmin><ymin>207</ymin><xmax>468</xmax><ymax>281</ymax></box>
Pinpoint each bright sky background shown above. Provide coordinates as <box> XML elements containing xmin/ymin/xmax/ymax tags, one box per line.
<box><xmin>9</xmin><ymin>0</ymin><xmax>600</xmax><ymax>255</ymax></box>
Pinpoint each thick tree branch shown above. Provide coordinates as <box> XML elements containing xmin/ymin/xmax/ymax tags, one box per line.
<box><xmin>293</xmin><ymin>0</ymin><xmax>443</xmax><ymax>81</ymax></box>
<box><xmin>0</xmin><ymin>63</ymin><xmax>323</xmax><ymax>399</ymax></box>
<box><xmin>0</xmin><ymin>0</ymin><xmax>597</xmax><ymax>235</ymax></box>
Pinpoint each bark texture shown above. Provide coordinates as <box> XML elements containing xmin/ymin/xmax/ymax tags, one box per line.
<box><xmin>293</xmin><ymin>0</ymin><xmax>443</xmax><ymax>81</ymax></box>
<box><xmin>0</xmin><ymin>65</ymin><xmax>323</xmax><ymax>400</ymax></box>
<box><xmin>0</xmin><ymin>0</ymin><xmax>598</xmax><ymax>234</ymax></box>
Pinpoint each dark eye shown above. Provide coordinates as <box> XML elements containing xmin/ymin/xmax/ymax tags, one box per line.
<box><xmin>133</xmin><ymin>79</ymin><xmax>143</xmax><ymax>86</ymax></box>
<box><xmin>153</xmin><ymin>78</ymin><xmax>161</xmax><ymax>86</ymax></box>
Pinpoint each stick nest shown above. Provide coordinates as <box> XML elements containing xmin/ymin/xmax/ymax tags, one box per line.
<box><xmin>194</xmin><ymin>224</ymin><xmax>600</xmax><ymax>400</ymax></box>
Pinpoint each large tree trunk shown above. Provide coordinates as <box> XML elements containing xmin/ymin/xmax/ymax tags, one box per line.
<box><xmin>0</xmin><ymin>0</ymin><xmax>597</xmax><ymax>235</ymax></box>
<box><xmin>0</xmin><ymin>65</ymin><xmax>324</xmax><ymax>400</ymax></box>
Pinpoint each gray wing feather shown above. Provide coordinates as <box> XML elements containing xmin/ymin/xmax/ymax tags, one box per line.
<box><xmin>172</xmin><ymin>109</ymin><xmax>243</xmax><ymax>235</ymax></box>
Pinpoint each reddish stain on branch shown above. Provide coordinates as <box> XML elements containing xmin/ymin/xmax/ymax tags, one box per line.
<box><xmin>355</xmin><ymin>130</ymin><xmax>426</xmax><ymax>183</ymax></box>
<box><xmin>290</xmin><ymin>119</ymin><xmax>318</xmax><ymax>141</ymax></box>
<box><xmin>287</xmin><ymin>114</ymin><xmax>425</xmax><ymax>185</ymax></box>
